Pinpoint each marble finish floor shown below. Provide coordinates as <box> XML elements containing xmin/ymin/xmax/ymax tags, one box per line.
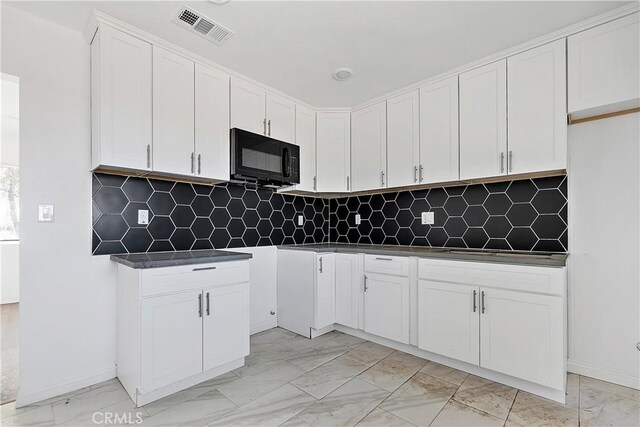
<box><xmin>1</xmin><ymin>327</ymin><xmax>639</xmax><ymax>427</ymax></box>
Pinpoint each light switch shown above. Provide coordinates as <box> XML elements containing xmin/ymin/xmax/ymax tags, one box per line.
<box><xmin>421</xmin><ymin>211</ymin><xmax>435</xmax><ymax>225</ymax></box>
<box><xmin>298</xmin><ymin>215</ymin><xmax>304</xmax><ymax>226</ymax></box>
<box><xmin>138</xmin><ymin>209</ymin><xmax>149</xmax><ymax>225</ymax></box>
<box><xmin>355</xmin><ymin>214</ymin><xmax>361</xmax><ymax>225</ymax></box>
<box><xmin>38</xmin><ymin>204</ymin><xmax>55</xmax><ymax>223</ymax></box>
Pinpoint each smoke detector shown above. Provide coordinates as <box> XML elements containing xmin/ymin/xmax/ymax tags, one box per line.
<box><xmin>173</xmin><ymin>5</ymin><xmax>234</xmax><ymax>46</ymax></box>
<box><xmin>333</xmin><ymin>68</ymin><xmax>353</xmax><ymax>81</ymax></box>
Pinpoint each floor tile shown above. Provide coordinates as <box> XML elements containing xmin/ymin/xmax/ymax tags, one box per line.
<box><xmin>250</xmin><ymin>328</ymin><xmax>300</xmax><ymax>347</ymax></box>
<box><xmin>141</xmin><ymin>389</ymin><xmax>236</xmax><ymax>426</ymax></box>
<box><xmin>297</xmin><ymin>378</ymin><xmax>390</xmax><ymax>427</ymax></box>
<box><xmin>453</xmin><ymin>375</ymin><xmax>517</xmax><ymax>420</ymax></box>
<box><xmin>342</xmin><ymin>342</ymin><xmax>395</xmax><ymax>367</ymax></box>
<box><xmin>61</xmin><ymin>397</ymin><xmax>149</xmax><ymax>426</ymax></box>
<box><xmin>379</xmin><ymin>371</ymin><xmax>458</xmax><ymax>427</ymax></box>
<box><xmin>356</xmin><ymin>408</ymin><xmax>415</xmax><ymax>426</ymax></box>
<box><xmin>211</xmin><ymin>383</ymin><xmax>315</xmax><ymax>427</ymax></box>
<box><xmin>218</xmin><ymin>361</ymin><xmax>305</xmax><ymax>406</ymax></box>
<box><xmin>290</xmin><ymin>355</ymin><xmax>369</xmax><ymax>399</ymax></box>
<box><xmin>51</xmin><ymin>379</ymin><xmax>130</xmax><ymax>425</ymax></box>
<box><xmin>319</xmin><ymin>333</ymin><xmax>366</xmax><ymax>351</ymax></box>
<box><xmin>358</xmin><ymin>351</ymin><xmax>428</xmax><ymax>392</ymax></box>
<box><xmin>233</xmin><ymin>343</ymin><xmax>298</xmax><ymax>378</ymax></box>
<box><xmin>564</xmin><ymin>373</ymin><xmax>579</xmax><ymax>410</ymax></box>
<box><xmin>285</xmin><ymin>344</ymin><xmax>348</xmax><ymax>372</ymax></box>
<box><xmin>279</xmin><ymin>331</ymin><xmax>341</xmax><ymax>352</ymax></box>
<box><xmin>431</xmin><ymin>400</ymin><xmax>504</xmax><ymax>427</ymax></box>
<box><xmin>1</xmin><ymin>404</ymin><xmax>55</xmax><ymax>427</ymax></box>
<box><xmin>505</xmin><ymin>390</ymin><xmax>578</xmax><ymax>427</ymax></box>
<box><xmin>579</xmin><ymin>376</ymin><xmax>640</xmax><ymax>427</ymax></box>
<box><xmin>279</xmin><ymin>415</ymin><xmax>313</xmax><ymax>426</ymax></box>
<box><xmin>419</xmin><ymin>361</ymin><xmax>468</xmax><ymax>386</ymax></box>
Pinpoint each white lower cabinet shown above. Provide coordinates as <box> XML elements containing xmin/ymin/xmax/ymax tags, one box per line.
<box><xmin>117</xmin><ymin>261</ymin><xmax>250</xmax><ymax>406</ymax></box>
<box><xmin>334</xmin><ymin>254</ymin><xmax>361</xmax><ymax>329</ymax></box>
<box><xmin>315</xmin><ymin>254</ymin><xmax>336</xmax><ymax>330</ymax></box>
<box><xmin>364</xmin><ymin>273</ymin><xmax>410</xmax><ymax>344</ymax></box>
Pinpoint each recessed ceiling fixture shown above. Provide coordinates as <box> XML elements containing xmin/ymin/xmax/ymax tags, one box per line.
<box><xmin>333</xmin><ymin>68</ymin><xmax>354</xmax><ymax>81</ymax></box>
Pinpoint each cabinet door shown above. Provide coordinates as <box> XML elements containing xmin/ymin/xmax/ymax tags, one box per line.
<box><xmin>92</xmin><ymin>25</ymin><xmax>152</xmax><ymax>171</ymax></box>
<box><xmin>295</xmin><ymin>105</ymin><xmax>317</xmax><ymax>192</ymax></box>
<box><xmin>480</xmin><ymin>288</ymin><xmax>564</xmax><ymax>390</ymax></box>
<box><xmin>203</xmin><ymin>283</ymin><xmax>250</xmax><ymax>371</ymax></box>
<box><xmin>417</xmin><ymin>281</ymin><xmax>479</xmax><ymax>365</ymax></box>
<box><xmin>508</xmin><ymin>40</ymin><xmax>567</xmax><ymax>174</ymax></box>
<box><xmin>335</xmin><ymin>254</ymin><xmax>360</xmax><ymax>329</ymax></box>
<box><xmin>231</xmin><ymin>78</ymin><xmax>266</xmax><ymax>135</ymax></box>
<box><xmin>364</xmin><ymin>273</ymin><xmax>410</xmax><ymax>344</ymax></box>
<box><xmin>266</xmin><ymin>93</ymin><xmax>296</xmax><ymax>143</ymax></box>
<box><xmin>316</xmin><ymin>112</ymin><xmax>351</xmax><ymax>192</ymax></box>
<box><xmin>141</xmin><ymin>290</ymin><xmax>203</xmax><ymax>392</ymax></box>
<box><xmin>152</xmin><ymin>46</ymin><xmax>195</xmax><ymax>176</ymax></box>
<box><xmin>387</xmin><ymin>91</ymin><xmax>420</xmax><ymax>188</ymax></box>
<box><xmin>315</xmin><ymin>254</ymin><xmax>335</xmax><ymax>329</ymax></box>
<box><xmin>195</xmin><ymin>64</ymin><xmax>230</xmax><ymax>181</ymax></box>
<box><xmin>568</xmin><ymin>13</ymin><xmax>640</xmax><ymax>115</ymax></box>
<box><xmin>419</xmin><ymin>77</ymin><xmax>459</xmax><ymax>183</ymax></box>
<box><xmin>351</xmin><ymin>102</ymin><xmax>387</xmax><ymax>192</ymax></box>
<box><xmin>459</xmin><ymin>60</ymin><xmax>507</xmax><ymax>180</ymax></box>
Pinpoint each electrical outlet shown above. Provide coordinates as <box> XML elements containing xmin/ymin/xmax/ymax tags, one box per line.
<box><xmin>38</xmin><ymin>204</ymin><xmax>55</xmax><ymax>223</ymax></box>
<box><xmin>421</xmin><ymin>211</ymin><xmax>435</xmax><ymax>225</ymax></box>
<box><xmin>138</xmin><ymin>209</ymin><xmax>149</xmax><ymax>225</ymax></box>
<box><xmin>298</xmin><ymin>215</ymin><xmax>304</xmax><ymax>226</ymax></box>
<box><xmin>355</xmin><ymin>214</ymin><xmax>361</xmax><ymax>225</ymax></box>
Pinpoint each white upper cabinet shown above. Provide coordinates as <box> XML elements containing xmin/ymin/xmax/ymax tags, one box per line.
<box><xmin>152</xmin><ymin>46</ymin><xmax>195</xmax><ymax>176</ymax></box>
<box><xmin>195</xmin><ymin>64</ymin><xmax>230</xmax><ymax>181</ymax></box>
<box><xmin>295</xmin><ymin>105</ymin><xmax>317</xmax><ymax>192</ymax></box>
<box><xmin>568</xmin><ymin>13</ymin><xmax>640</xmax><ymax>117</ymax></box>
<box><xmin>266</xmin><ymin>93</ymin><xmax>296</xmax><ymax>143</ymax></box>
<box><xmin>459</xmin><ymin>60</ymin><xmax>507</xmax><ymax>180</ymax></box>
<box><xmin>316</xmin><ymin>112</ymin><xmax>351</xmax><ymax>193</ymax></box>
<box><xmin>231</xmin><ymin>78</ymin><xmax>266</xmax><ymax>135</ymax></box>
<box><xmin>419</xmin><ymin>77</ymin><xmax>459</xmax><ymax>184</ymax></box>
<box><xmin>508</xmin><ymin>40</ymin><xmax>567</xmax><ymax>174</ymax></box>
<box><xmin>91</xmin><ymin>25</ymin><xmax>152</xmax><ymax>171</ymax></box>
<box><xmin>351</xmin><ymin>102</ymin><xmax>387</xmax><ymax>192</ymax></box>
<box><xmin>387</xmin><ymin>91</ymin><xmax>420</xmax><ymax>188</ymax></box>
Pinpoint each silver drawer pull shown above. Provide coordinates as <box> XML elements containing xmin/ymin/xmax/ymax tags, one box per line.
<box><xmin>375</xmin><ymin>257</ymin><xmax>393</xmax><ymax>261</ymax></box>
<box><xmin>193</xmin><ymin>266</ymin><xmax>217</xmax><ymax>271</ymax></box>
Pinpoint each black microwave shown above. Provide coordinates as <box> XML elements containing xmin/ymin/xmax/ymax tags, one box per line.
<box><xmin>230</xmin><ymin>128</ymin><xmax>300</xmax><ymax>186</ymax></box>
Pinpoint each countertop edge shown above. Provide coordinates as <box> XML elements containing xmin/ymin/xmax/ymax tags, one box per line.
<box><xmin>110</xmin><ymin>252</ymin><xmax>253</xmax><ymax>269</ymax></box>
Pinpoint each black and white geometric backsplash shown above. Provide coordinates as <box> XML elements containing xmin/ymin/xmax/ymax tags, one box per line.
<box><xmin>92</xmin><ymin>173</ymin><xmax>329</xmax><ymax>255</ymax></box>
<box><xmin>328</xmin><ymin>175</ymin><xmax>568</xmax><ymax>252</ymax></box>
<box><xmin>92</xmin><ymin>173</ymin><xmax>567</xmax><ymax>255</ymax></box>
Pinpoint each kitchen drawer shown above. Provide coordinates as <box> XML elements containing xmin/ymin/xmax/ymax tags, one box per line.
<box><xmin>141</xmin><ymin>261</ymin><xmax>250</xmax><ymax>297</ymax></box>
<box><xmin>364</xmin><ymin>254</ymin><xmax>409</xmax><ymax>277</ymax></box>
<box><xmin>418</xmin><ymin>258</ymin><xmax>565</xmax><ymax>296</ymax></box>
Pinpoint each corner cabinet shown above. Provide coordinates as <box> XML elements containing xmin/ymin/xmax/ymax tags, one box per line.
<box><xmin>91</xmin><ymin>25</ymin><xmax>152</xmax><ymax>171</ymax></box>
<box><xmin>316</xmin><ymin>112</ymin><xmax>351</xmax><ymax>193</ymax></box>
<box><xmin>351</xmin><ymin>102</ymin><xmax>387</xmax><ymax>192</ymax></box>
<box><xmin>116</xmin><ymin>261</ymin><xmax>250</xmax><ymax>406</ymax></box>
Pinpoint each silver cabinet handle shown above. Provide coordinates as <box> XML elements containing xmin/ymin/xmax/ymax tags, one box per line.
<box><xmin>419</xmin><ymin>165</ymin><xmax>424</xmax><ymax>182</ymax></box>
<box><xmin>509</xmin><ymin>151</ymin><xmax>513</xmax><ymax>172</ymax></box>
<box><xmin>473</xmin><ymin>290</ymin><xmax>477</xmax><ymax>313</ymax></box>
<box><xmin>414</xmin><ymin>166</ymin><xmax>418</xmax><ymax>183</ymax></box>
<box><xmin>375</xmin><ymin>257</ymin><xmax>393</xmax><ymax>261</ymax></box>
<box><xmin>146</xmin><ymin>145</ymin><xmax>151</xmax><ymax>168</ymax></box>
<box><xmin>197</xmin><ymin>154</ymin><xmax>202</xmax><ymax>175</ymax></box>
<box><xmin>267</xmin><ymin>119</ymin><xmax>271</xmax><ymax>136</ymax></box>
<box><xmin>364</xmin><ymin>275</ymin><xmax>368</xmax><ymax>292</ymax></box>
<box><xmin>191</xmin><ymin>152</ymin><xmax>195</xmax><ymax>174</ymax></box>
<box><xmin>206</xmin><ymin>292</ymin><xmax>210</xmax><ymax>316</ymax></box>
<box><xmin>319</xmin><ymin>257</ymin><xmax>323</xmax><ymax>273</ymax></box>
<box><xmin>346</xmin><ymin>176</ymin><xmax>350</xmax><ymax>191</ymax></box>
<box><xmin>263</xmin><ymin>118</ymin><xmax>267</xmax><ymax>135</ymax></box>
<box><xmin>313</xmin><ymin>176</ymin><xmax>317</xmax><ymax>191</ymax></box>
<box><xmin>193</xmin><ymin>266</ymin><xmax>217</xmax><ymax>271</ymax></box>
<box><xmin>198</xmin><ymin>293</ymin><xmax>203</xmax><ymax>318</ymax></box>
<box><xmin>381</xmin><ymin>171</ymin><xmax>385</xmax><ymax>186</ymax></box>
<box><xmin>500</xmin><ymin>152</ymin><xmax>505</xmax><ymax>173</ymax></box>
<box><xmin>481</xmin><ymin>291</ymin><xmax>486</xmax><ymax>314</ymax></box>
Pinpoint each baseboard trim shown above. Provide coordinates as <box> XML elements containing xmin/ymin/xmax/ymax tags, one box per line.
<box><xmin>568</xmin><ymin>360</ymin><xmax>640</xmax><ymax>390</ymax></box>
<box><xmin>15</xmin><ymin>367</ymin><xmax>116</xmax><ymax>408</ymax></box>
<box><xmin>251</xmin><ymin>319</ymin><xmax>278</xmax><ymax>335</ymax></box>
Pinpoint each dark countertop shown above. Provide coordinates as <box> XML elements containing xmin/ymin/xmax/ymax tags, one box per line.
<box><xmin>111</xmin><ymin>250</ymin><xmax>252</xmax><ymax>269</ymax></box>
<box><xmin>278</xmin><ymin>243</ymin><xmax>568</xmax><ymax>267</ymax></box>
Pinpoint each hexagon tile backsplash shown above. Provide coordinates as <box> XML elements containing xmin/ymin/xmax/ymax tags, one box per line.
<box><xmin>92</xmin><ymin>173</ymin><xmax>567</xmax><ymax>255</ymax></box>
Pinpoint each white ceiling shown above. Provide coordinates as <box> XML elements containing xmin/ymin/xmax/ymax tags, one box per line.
<box><xmin>5</xmin><ymin>1</ymin><xmax>628</xmax><ymax>108</ymax></box>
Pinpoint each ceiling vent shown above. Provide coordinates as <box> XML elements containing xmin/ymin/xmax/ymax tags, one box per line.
<box><xmin>173</xmin><ymin>5</ymin><xmax>234</xmax><ymax>46</ymax></box>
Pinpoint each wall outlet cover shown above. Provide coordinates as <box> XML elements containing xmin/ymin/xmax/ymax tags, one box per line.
<box><xmin>138</xmin><ymin>209</ymin><xmax>149</xmax><ymax>225</ymax></box>
<box><xmin>355</xmin><ymin>214</ymin><xmax>361</xmax><ymax>225</ymax></box>
<box><xmin>298</xmin><ymin>215</ymin><xmax>304</xmax><ymax>226</ymax></box>
<box><xmin>38</xmin><ymin>204</ymin><xmax>55</xmax><ymax>223</ymax></box>
<box><xmin>421</xmin><ymin>211</ymin><xmax>435</xmax><ymax>225</ymax></box>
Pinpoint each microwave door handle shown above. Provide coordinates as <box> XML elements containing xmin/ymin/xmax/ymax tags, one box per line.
<box><xmin>282</xmin><ymin>147</ymin><xmax>290</xmax><ymax>178</ymax></box>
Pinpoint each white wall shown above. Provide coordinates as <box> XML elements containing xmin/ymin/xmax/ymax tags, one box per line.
<box><xmin>1</xmin><ymin>6</ymin><xmax>118</xmax><ymax>406</ymax></box>
<box><xmin>0</xmin><ymin>241</ymin><xmax>19</xmax><ymax>304</ymax></box>
<box><xmin>567</xmin><ymin>112</ymin><xmax>640</xmax><ymax>389</ymax></box>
